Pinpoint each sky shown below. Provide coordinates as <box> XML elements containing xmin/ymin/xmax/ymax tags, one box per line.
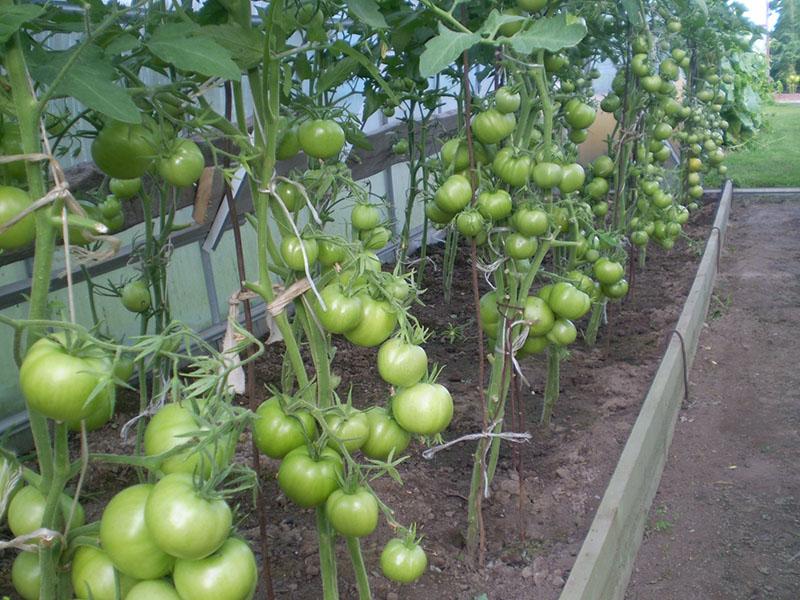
<box><xmin>738</xmin><ymin>0</ymin><xmax>778</xmax><ymax>29</ymax></box>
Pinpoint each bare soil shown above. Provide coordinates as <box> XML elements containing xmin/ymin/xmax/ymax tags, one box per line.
<box><xmin>0</xmin><ymin>202</ymin><xmax>717</xmax><ymax>600</ymax></box>
<box><xmin>626</xmin><ymin>198</ymin><xmax>800</xmax><ymax>600</ymax></box>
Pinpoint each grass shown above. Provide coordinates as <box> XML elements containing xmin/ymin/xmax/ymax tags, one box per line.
<box><xmin>705</xmin><ymin>103</ymin><xmax>800</xmax><ymax>189</ymax></box>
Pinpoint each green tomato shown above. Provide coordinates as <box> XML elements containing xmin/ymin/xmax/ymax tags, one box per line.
<box><xmin>91</xmin><ymin>121</ymin><xmax>157</xmax><ymax>179</ymax></box>
<box><xmin>559</xmin><ymin>163</ymin><xmax>585</xmax><ymax>194</ymax></box>
<box><xmin>517</xmin><ymin>0</ymin><xmax>547</xmax><ymax>11</ymax></box>
<box><xmin>281</xmin><ymin>236</ymin><xmax>319</xmax><ymax>271</ymax></box>
<box><xmin>325</xmin><ymin>487</ymin><xmax>379</xmax><ymax>538</ymax></box>
<box><xmin>631</xmin><ymin>230</ymin><xmax>649</xmax><ymax>246</ymax></box>
<box><xmin>512</xmin><ymin>206</ymin><xmax>549</xmax><ymax>237</ymax></box>
<box><xmin>547</xmin><ymin>281</ymin><xmax>591</xmax><ymax>320</ymax></box>
<box><xmin>392</xmin><ymin>383</ymin><xmax>453</xmax><ymax>436</ymax></box>
<box><xmin>593</xmin><ymin>258</ymin><xmax>625</xmax><ymax>285</ymax></box>
<box><xmin>477</xmin><ymin>190</ymin><xmax>513</xmax><ymax>221</ymax></box>
<box><xmin>277</xmin><ymin>126</ymin><xmax>301</xmax><ymax>160</ymax></box>
<box><xmin>532</xmin><ymin>162</ymin><xmax>563</xmax><ymax>190</ymax></box>
<box><xmin>351</xmin><ymin>203</ymin><xmax>381</xmax><ymax>231</ymax></box>
<box><xmin>641</xmin><ymin>75</ymin><xmax>663</xmax><ymax>93</ymax></box>
<box><xmin>546</xmin><ymin>318</ymin><xmax>577</xmax><ymax>345</ymax></box>
<box><xmin>361</xmin><ymin>407</ymin><xmax>411</xmax><ymax>461</ymax></box>
<box><xmin>381</xmin><ymin>538</ymin><xmax>427</xmax><ymax>583</ymax></box>
<box><xmin>109</xmin><ymin>178</ymin><xmax>141</xmax><ymax>199</ymax></box>
<box><xmin>434</xmin><ymin>174</ymin><xmax>472</xmax><ymax>213</ymax></box>
<box><xmin>121</xmin><ymin>280</ymin><xmax>151</xmax><ymax>313</ymax></box>
<box><xmin>425</xmin><ymin>201</ymin><xmax>454</xmax><ymax>225</ymax></box>
<box><xmin>492</xmin><ymin>147</ymin><xmax>531</xmax><ymax>188</ymax></box>
<box><xmin>653</xmin><ymin>122</ymin><xmax>673</xmax><ymax>140</ymax></box>
<box><xmin>568</xmin><ymin>128</ymin><xmax>589</xmax><ymax>144</ymax></box>
<box><xmin>100</xmin><ymin>484</ymin><xmax>175</xmax><ymax>579</ymax></box>
<box><xmin>71</xmin><ymin>545</ymin><xmax>138</xmax><ymax>600</ymax></box>
<box><xmin>603</xmin><ymin>278</ymin><xmax>630</xmax><ymax>299</ymax></box>
<box><xmin>275</xmin><ymin>181</ymin><xmax>303</xmax><ymax>212</ymax></box>
<box><xmin>318</xmin><ymin>238</ymin><xmax>347</xmax><ymax>266</ymax></box>
<box><xmin>158</xmin><ymin>139</ymin><xmax>205</xmax><ymax>187</ymax></box>
<box><xmin>326</xmin><ymin>408</ymin><xmax>370</xmax><ymax>452</ymax></box>
<box><xmin>592</xmin><ymin>201</ymin><xmax>609</xmax><ymax>217</ymax></box>
<box><xmin>585</xmin><ymin>177</ymin><xmax>609</xmax><ymax>200</ymax></box>
<box><xmin>344</xmin><ymin>294</ymin><xmax>397</xmax><ymax>347</ymax></box>
<box><xmin>593</xmin><ymin>155</ymin><xmax>614</xmax><ymax>178</ymax></box>
<box><xmin>254</xmin><ymin>396</ymin><xmax>316</xmax><ymax>459</ymax></box>
<box><xmin>19</xmin><ymin>336</ymin><xmax>111</xmax><ymax>422</ymax></box>
<box><xmin>127</xmin><ymin>580</ymin><xmax>182</xmax><ymax>600</ymax></box>
<box><xmin>172</xmin><ymin>537</ymin><xmax>257</xmax><ymax>600</ymax></box>
<box><xmin>12</xmin><ymin>551</ymin><xmax>40</xmax><ymax>600</ymax></box>
<box><xmin>145</xmin><ymin>473</ymin><xmax>232</xmax><ymax>560</ymax></box>
<box><xmin>523</xmin><ymin>296</ymin><xmax>555</xmax><ymax>336</ymax></box>
<box><xmin>314</xmin><ymin>283</ymin><xmax>363</xmax><ymax>334</ymax></box>
<box><xmin>277</xmin><ymin>446</ymin><xmax>343</xmax><ymax>507</ymax></box>
<box><xmin>504</xmin><ymin>232</ymin><xmax>538</xmax><ymax>260</ymax></box>
<box><xmin>298</xmin><ymin>119</ymin><xmax>345</xmax><ymax>159</ymax></box>
<box><xmin>0</xmin><ymin>185</ymin><xmax>35</xmax><ymax>251</ymax></box>
<box><xmin>495</xmin><ymin>86</ymin><xmax>521</xmax><ymax>113</ymax></box>
<box><xmin>600</xmin><ymin>94</ymin><xmax>621</xmax><ymax>113</ymax></box>
<box><xmin>565</xmin><ymin>101</ymin><xmax>596</xmax><ymax>130</ymax></box>
<box><xmin>378</xmin><ymin>338</ymin><xmax>428</xmax><ymax>387</ymax></box>
<box><xmin>471</xmin><ymin>109</ymin><xmax>516</xmax><ymax>145</ymax></box>
<box><xmin>0</xmin><ymin>122</ymin><xmax>26</xmax><ymax>181</ymax></box>
<box><xmin>497</xmin><ymin>8</ymin><xmax>525</xmax><ymax>36</ymax></box>
<box><xmin>7</xmin><ymin>485</ymin><xmax>85</xmax><ymax>538</ymax></box>
<box><xmin>456</xmin><ymin>210</ymin><xmax>485</xmax><ymax>238</ymax></box>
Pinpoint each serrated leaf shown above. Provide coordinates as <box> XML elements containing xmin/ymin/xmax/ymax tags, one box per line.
<box><xmin>146</xmin><ymin>23</ymin><xmax>241</xmax><ymax>81</ymax></box>
<box><xmin>200</xmin><ymin>24</ymin><xmax>264</xmax><ymax>71</ymax></box>
<box><xmin>478</xmin><ymin>9</ymin><xmax>526</xmax><ymax>38</ymax></box>
<box><xmin>505</xmin><ymin>13</ymin><xmax>587</xmax><ymax>54</ymax></box>
<box><xmin>0</xmin><ymin>4</ymin><xmax>44</xmax><ymax>43</ymax></box>
<box><xmin>318</xmin><ymin>56</ymin><xmax>360</xmax><ymax>93</ymax></box>
<box><xmin>419</xmin><ymin>23</ymin><xmax>481</xmax><ymax>78</ymax></box>
<box><xmin>345</xmin><ymin>126</ymin><xmax>373</xmax><ymax>152</ymax></box>
<box><xmin>348</xmin><ymin>0</ymin><xmax>388</xmax><ymax>29</ymax></box>
<box><xmin>29</xmin><ymin>45</ymin><xmax>141</xmax><ymax>124</ymax></box>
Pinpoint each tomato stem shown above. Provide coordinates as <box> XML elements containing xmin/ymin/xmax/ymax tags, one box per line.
<box><xmin>346</xmin><ymin>536</ymin><xmax>372</xmax><ymax>600</ymax></box>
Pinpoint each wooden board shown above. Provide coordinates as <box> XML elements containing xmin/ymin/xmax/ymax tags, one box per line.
<box><xmin>559</xmin><ymin>180</ymin><xmax>733</xmax><ymax>600</ymax></box>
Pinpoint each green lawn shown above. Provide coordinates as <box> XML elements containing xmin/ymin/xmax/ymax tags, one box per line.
<box><xmin>705</xmin><ymin>103</ymin><xmax>800</xmax><ymax>189</ymax></box>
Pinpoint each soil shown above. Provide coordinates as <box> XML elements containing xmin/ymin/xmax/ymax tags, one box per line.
<box><xmin>626</xmin><ymin>198</ymin><xmax>800</xmax><ymax>600</ymax></box>
<box><xmin>0</xmin><ymin>202</ymin><xmax>717</xmax><ymax>600</ymax></box>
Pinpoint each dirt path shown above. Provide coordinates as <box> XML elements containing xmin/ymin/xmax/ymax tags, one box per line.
<box><xmin>626</xmin><ymin>199</ymin><xmax>800</xmax><ymax>600</ymax></box>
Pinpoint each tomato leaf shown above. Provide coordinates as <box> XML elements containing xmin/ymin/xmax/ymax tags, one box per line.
<box><xmin>146</xmin><ymin>23</ymin><xmax>241</xmax><ymax>81</ymax></box>
<box><xmin>348</xmin><ymin>0</ymin><xmax>388</xmax><ymax>29</ymax></box>
<box><xmin>419</xmin><ymin>24</ymin><xmax>481</xmax><ymax>78</ymax></box>
<box><xmin>29</xmin><ymin>45</ymin><xmax>141</xmax><ymax>124</ymax></box>
<box><xmin>505</xmin><ymin>13</ymin><xmax>587</xmax><ymax>53</ymax></box>
<box><xmin>478</xmin><ymin>9</ymin><xmax>527</xmax><ymax>39</ymax></box>
<box><xmin>318</xmin><ymin>56</ymin><xmax>361</xmax><ymax>93</ymax></box>
<box><xmin>200</xmin><ymin>24</ymin><xmax>265</xmax><ymax>71</ymax></box>
<box><xmin>0</xmin><ymin>4</ymin><xmax>44</xmax><ymax>43</ymax></box>
<box><xmin>330</xmin><ymin>41</ymin><xmax>399</xmax><ymax>105</ymax></box>
<box><xmin>621</xmin><ymin>0</ymin><xmax>644</xmax><ymax>28</ymax></box>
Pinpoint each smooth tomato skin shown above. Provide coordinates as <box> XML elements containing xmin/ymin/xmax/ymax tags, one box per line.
<box><xmin>158</xmin><ymin>139</ymin><xmax>204</xmax><ymax>187</ymax></box>
<box><xmin>359</xmin><ymin>225</ymin><xmax>391</xmax><ymax>250</ymax></box>
<box><xmin>253</xmin><ymin>397</ymin><xmax>316</xmax><ymax>459</ymax></box>
<box><xmin>281</xmin><ymin>236</ymin><xmax>319</xmax><ymax>271</ymax></box>
<box><xmin>603</xmin><ymin>278</ymin><xmax>629</xmax><ymax>299</ymax></box>
<box><xmin>126</xmin><ymin>580</ymin><xmax>182</xmax><ymax>600</ymax></box>
<box><xmin>392</xmin><ymin>383</ymin><xmax>453</xmax><ymax>436</ymax></box>
<box><xmin>173</xmin><ymin>537</ymin><xmax>257</xmax><ymax>600</ymax></box>
<box><xmin>479</xmin><ymin>291</ymin><xmax>500</xmax><ymax>337</ymax></box>
<box><xmin>298</xmin><ymin>119</ymin><xmax>345</xmax><ymax>159</ymax></box>
<box><xmin>344</xmin><ymin>295</ymin><xmax>397</xmax><ymax>347</ymax></box>
<box><xmin>558</xmin><ymin>163</ymin><xmax>586</xmax><ymax>194</ymax></box>
<box><xmin>314</xmin><ymin>283</ymin><xmax>363</xmax><ymax>334</ymax></box>
<box><xmin>71</xmin><ymin>545</ymin><xmax>138</xmax><ymax>600</ymax></box>
<box><xmin>519</xmin><ymin>334</ymin><xmax>549</xmax><ymax>356</ymax></box>
<box><xmin>91</xmin><ymin>121</ymin><xmax>156</xmax><ymax>179</ymax></box>
<box><xmin>65</xmin><ymin>384</ymin><xmax>113</xmax><ymax>430</ymax></box>
<box><xmin>441</xmin><ymin>139</ymin><xmax>488</xmax><ymax>170</ymax></box>
<box><xmin>565</xmin><ymin>102</ymin><xmax>596</xmax><ymax>130</ymax></box>
<box><xmin>586</xmin><ymin>177</ymin><xmax>610</xmax><ymax>199</ymax></box>
<box><xmin>593</xmin><ymin>258</ymin><xmax>625</xmax><ymax>285</ymax></box>
<box><xmin>121</xmin><ymin>280</ymin><xmax>151</xmax><ymax>313</ymax></box>
<box><xmin>532</xmin><ymin>162</ymin><xmax>563</xmax><ymax>189</ymax></box>
<box><xmin>100</xmin><ymin>484</ymin><xmax>174</xmax><ymax>579</ymax></box>
<box><xmin>277</xmin><ymin>446</ymin><xmax>343</xmax><ymax>508</ymax></box>
<box><xmin>317</xmin><ymin>239</ymin><xmax>347</xmax><ymax>266</ymax></box>
<box><xmin>547</xmin><ymin>282</ymin><xmax>591</xmax><ymax>320</ymax></box>
<box><xmin>492</xmin><ymin>148</ymin><xmax>531</xmax><ymax>188</ymax></box>
<box><xmin>274</xmin><ymin>181</ymin><xmax>302</xmax><ymax>212</ymax></box>
<box><xmin>495</xmin><ymin>86</ymin><xmax>521</xmax><ymax>113</ymax></box>
<box><xmin>504</xmin><ymin>232</ymin><xmax>538</xmax><ymax>260</ymax></box>
<box><xmin>11</xmin><ymin>551</ymin><xmax>40</xmax><ymax>600</ymax></box>
<box><xmin>351</xmin><ymin>203</ymin><xmax>381</xmax><ymax>231</ymax></box>
<box><xmin>325</xmin><ymin>487</ymin><xmax>379</xmax><ymax>538</ymax></box>
<box><xmin>631</xmin><ymin>230</ymin><xmax>649</xmax><ymax>246</ymax></box>
<box><xmin>547</xmin><ymin>318</ymin><xmax>577</xmax><ymax>345</ymax></box>
<box><xmin>456</xmin><ymin>210</ymin><xmax>484</xmax><ymax>238</ymax></box>
<box><xmin>109</xmin><ymin>177</ymin><xmax>141</xmax><ymax>199</ymax></box>
<box><xmin>512</xmin><ymin>206</ymin><xmax>549</xmax><ymax>237</ymax></box>
<box><xmin>326</xmin><ymin>409</ymin><xmax>370</xmax><ymax>452</ymax></box>
<box><xmin>277</xmin><ymin>126</ymin><xmax>301</xmax><ymax>160</ymax></box>
<box><xmin>361</xmin><ymin>407</ymin><xmax>411</xmax><ymax>460</ymax></box>
<box><xmin>377</xmin><ymin>338</ymin><xmax>428</xmax><ymax>388</ymax></box>
<box><xmin>0</xmin><ymin>186</ymin><xmax>35</xmax><ymax>251</ymax></box>
<box><xmin>19</xmin><ymin>337</ymin><xmax>110</xmax><ymax>422</ymax></box>
<box><xmin>425</xmin><ymin>201</ymin><xmax>455</xmax><ymax>225</ymax></box>
<box><xmin>145</xmin><ymin>473</ymin><xmax>232</xmax><ymax>560</ymax></box>
<box><xmin>523</xmin><ymin>296</ymin><xmax>555</xmax><ymax>336</ymax></box>
<box><xmin>7</xmin><ymin>485</ymin><xmax>85</xmax><ymax>538</ymax></box>
<box><xmin>471</xmin><ymin>109</ymin><xmax>515</xmax><ymax>145</ymax></box>
<box><xmin>434</xmin><ymin>174</ymin><xmax>472</xmax><ymax>213</ymax></box>
<box><xmin>380</xmin><ymin>538</ymin><xmax>428</xmax><ymax>583</ymax></box>
<box><xmin>477</xmin><ymin>189</ymin><xmax>513</xmax><ymax>221</ymax></box>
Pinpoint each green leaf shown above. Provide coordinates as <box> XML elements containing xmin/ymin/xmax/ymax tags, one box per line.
<box><xmin>146</xmin><ymin>23</ymin><xmax>241</xmax><ymax>81</ymax></box>
<box><xmin>348</xmin><ymin>0</ymin><xmax>388</xmax><ymax>29</ymax></box>
<box><xmin>690</xmin><ymin>0</ymin><xmax>709</xmax><ymax>18</ymax></box>
<box><xmin>29</xmin><ymin>45</ymin><xmax>141</xmax><ymax>124</ymax></box>
<box><xmin>330</xmin><ymin>40</ymin><xmax>399</xmax><ymax>105</ymax></box>
<box><xmin>505</xmin><ymin>13</ymin><xmax>587</xmax><ymax>54</ymax></box>
<box><xmin>0</xmin><ymin>4</ymin><xmax>44</xmax><ymax>43</ymax></box>
<box><xmin>200</xmin><ymin>24</ymin><xmax>264</xmax><ymax>71</ymax></box>
<box><xmin>104</xmin><ymin>33</ymin><xmax>141</xmax><ymax>57</ymax></box>
<box><xmin>318</xmin><ymin>56</ymin><xmax>360</xmax><ymax>93</ymax></box>
<box><xmin>621</xmin><ymin>0</ymin><xmax>644</xmax><ymax>28</ymax></box>
<box><xmin>478</xmin><ymin>9</ymin><xmax>526</xmax><ymax>38</ymax></box>
<box><xmin>419</xmin><ymin>23</ymin><xmax>481</xmax><ymax>78</ymax></box>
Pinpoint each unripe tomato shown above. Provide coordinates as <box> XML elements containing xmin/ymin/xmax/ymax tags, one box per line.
<box><xmin>544</xmin><ymin>52</ymin><xmax>568</xmax><ymax>73</ymax></box>
<box><xmin>456</xmin><ymin>210</ymin><xmax>484</xmax><ymax>238</ymax></box>
<box><xmin>641</xmin><ymin>75</ymin><xmax>663</xmax><ymax>93</ymax></box>
<box><xmin>278</xmin><ymin>446</ymin><xmax>343</xmax><ymax>507</ymax></box>
<box><xmin>71</xmin><ymin>545</ymin><xmax>138</xmax><ymax>600</ymax></box>
<box><xmin>325</xmin><ymin>408</ymin><xmax>370</xmax><ymax>452</ymax></box>
<box><xmin>593</xmin><ymin>258</ymin><xmax>625</xmax><ymax>285</ymax></box>
<box><xmin>504</xmin><ymin>232</ymin><xmax>538</xmax><ymax>260</ymax></box>
<box><xmin>392</xmin><ymin>383</ymin><xmax>453</xmax><ymax>436</ymax></box>
<box><xmin>523</xmin><ymin>296</ymin><xmax>555</xmax><ymax>336</ymax></box>
<box><xmin>351</xmin><ymin>203</ymin><xmax>381</xmax><ymax>231</ymax></box>
<box><xmin>546</xmin><ymin>318</ymin><xmax>577</xmax><ymax>345</ymax></box>
<box><xmin>547</xmin><ymin>282</ymin><xmax>591</xmax><ymax>320</ymax></box>
<box><xmin>603</xmin><ymin>278</ymin><xmax>630</xmax><ymax>299</ymax></box>
<box><xmin>172</xmin><ymin>537</ymin><xmax>257</xmax><ymax>600</ymax></box>
<box><xmin>434</xmin><ymin>174</ymin><xmax>472</xmax><ymax>213</ymax></box>
<box><xmin>127</xmin><ymin>580</ymin><xmax>182</xmax><ymax>600</ymax></box>
<box><xmin>298</xmin><ymin>119</ymin><xmax>345</xmax><ymax>159</ymax></box>
<box><xmin>667</xmin><ymin>19</ymin><xmax>682</xmax><ymax>33</ymax></box>
<box><xmin>275</xmin><ymin>181</ymin><xmax>303</xmax><ymax>211</ymax></box>
<box><xmin>512</xmin><ymin>205</ymin><xmax>549</xmax><ymax>237</ymax></box>
<box><xmin>585</xmin><ymin>177</ymin><xmax>609</xmax><ymax>199</ymax></box>
<box><xmin>517</xmin><ymin>0</ymin><xmax>547</xmax><ymax>10</ymax></box>
<box><xmin>318</xmin><ymin>238</ymin><xmax>347</xmax><ymax>266</ymax></box>
<box><xmin>497</xmin><ymin>8</ymin><xmax>525</xmax><ymax>36</ymax></box>
<box><xmin>532</xmin><ymin>162</ymin><xmax>563</xmax><ymax>189</ymax></box>
<box><xmin>281</xmin><ymin>236</ymin><xmax>319</xmax><ymax>271</ymax></box>
<box><xmin>592</xmin><ymin>155</ymin><xmax>615</xmax><ymax>178</ymax></box>
<box><xmin>11</xmin><ymin>551</ymin><xmax>40</xmax><ymax>600</ymax></box>
<box><xmin>381</xmin><ymin>538</ymin><xmax>428</xmax><ymax>583</ymax></box>
<box><xmin>254</xmin><ymin>396</ymin><xmax>316</xmax><ymax>459</ymax></box>
<box><xmin>158</xmin><ymin>139</ymin><xmax>204</xmax><ymax>187</ymax></box>
<box><xmin>631</xmin><ymin>230</ymin><xmax>649</xmax><ymax>246</ymax></box>
<box><xmin>477</xmin><ymin>190</ymin><xmax>513</xmax><ymax>221</ymax></box>
<box><xmin>653</xmin><ymin>122</ymin><xmax>673</xmax><ymax>140</ymax></box>
<box><xmin>91</xmin><ymin>121</ymin><xmax>157</xmax><ymax>179</ymax></box>
<box><xmin>277</xmin><ymin>126</ymin><xmax>301</xmax><ymax>160</ymax></box>
<box><xmin>109</xmin><ymin>177</ymin><xmax>141</xmax><ymax>199</ymax></box>
<box><xmin>344</xmin><ymin>294</ymin><xmax>397</xmax><ymax>347</ymax></box>
<box><xmin>565</xmin><ymin>101</ymin><xmax>596</xmax><ymax>130</ymax></box>
<box><xmin>688</xmin><ymin>158</ymin><xmax>703</xmax><ymax>172</ymax></box>
<box><xmin>315</xmin><ymin>283</ymin><xmax>363</xmax><ymax>334</ymax></box>
<box><xmin>0</xmin><ymin>186</ymin><xmax>35</xmax><ymax>251</ymax></box>
<box><xmin>471</xmin><ymin>109</ymin><xmax>516</xmax><ymax>145</ymax></box>
<box><xmin>592</xmin><ymin>201</ymin><xmax>609</xmax><ymax>217</ymax></box>
<box><xmin>559</xmin><ymin>163</ymin><xmax>585</xmax><ymax>194</ymax></box>
<box><xmin>378</xmin><ymin>338</ymin><xmax>427</xmax><ymax>387</ymax></box>
<box><xmin>495</xmin><ymin>86</ymin><xmax>521</xmax><ymax>113</ymax></box>
<box><xmin>569</xmin><ymin>128</ymin><xmax>589</xmax><ymax>144</ymax></box>
<box><xmin>361</xmin><ymin>407</ymin><xmax>411</xmax><ymax>460</ymax></box>
<box><xmin>121</xmin><ymin>280</ymin><xmax>151</xmax><ymax>313</ymax></box>
<box><xmin>7</xmin><ymin>485</ymin><xmax>84</xmax><ymax>538</ymax></box>
<box><xmin>600</xmin><ymin>93</ymin><xmax>621</xmax><ymax>113</ymax></box>
<box><xmin>659</xmin><ymin>59</ymin><xmax>680</xmax><ymax>81</ymax></box>
<box><xmin>492</xmin><ymin>147</ymin><xmax>531</xmax><ymax>187</ymax></box>
<box><xmin>325</xmin><ymin>487</ymin><xmax>378</xmax><ymax>538</ymax></box>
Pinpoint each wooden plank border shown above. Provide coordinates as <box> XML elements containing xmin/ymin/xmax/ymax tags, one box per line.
<box><xmin>559</xmin><ymin>179</ymin><xmax>733</xmax><ymax>600</ymax></box>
